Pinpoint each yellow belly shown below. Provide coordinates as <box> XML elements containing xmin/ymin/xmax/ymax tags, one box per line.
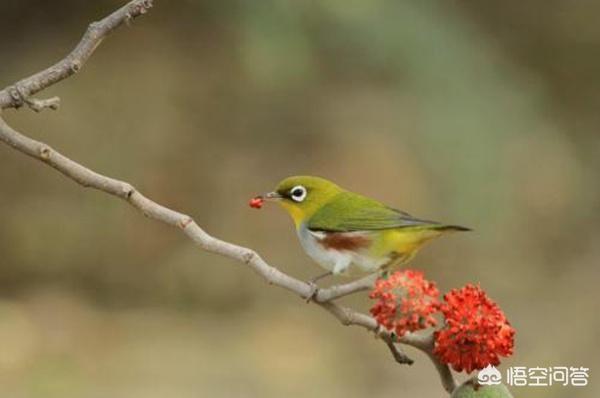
<box><xmin>369</xmin><ymin>228</ymin><xmax>444</xmax><ymax>267</ymax></box>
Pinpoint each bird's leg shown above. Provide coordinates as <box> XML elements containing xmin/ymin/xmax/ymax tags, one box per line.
<box><xmin>310</xmin><ymin>271</ymin><xmax>334</xmax><ymax>284</ymax></box>
<box><xmin>304</xmin><ymin>271</ymin><xmax>333</xmax><ymax>302</ymax></box>
<box><xmin>379</xmin><ymin>252</ymin><xmax>406</xmax><ymax>280</ymax></box>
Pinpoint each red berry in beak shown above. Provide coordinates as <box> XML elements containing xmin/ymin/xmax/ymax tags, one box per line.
<box><xmin>249</xmin><ymin>196</ymin><xmax>264</xmax><ymax>209</ymax></box>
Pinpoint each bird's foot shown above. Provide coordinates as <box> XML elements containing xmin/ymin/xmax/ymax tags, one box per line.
<box><xmin>304</xmin><ymin>280</ymin><xmax>320</xmax><ymax>303</ymax></box>
<box><xmin>303</xmin><ymin>271</ymin><xmax>333</xmax><ymax>302</ymax></box>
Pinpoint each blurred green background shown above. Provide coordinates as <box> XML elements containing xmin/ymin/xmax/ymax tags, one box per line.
<box><xmin>1</xmin><ymin>1</ymin><xmax>599</xmax><ymax>397</ymax></box>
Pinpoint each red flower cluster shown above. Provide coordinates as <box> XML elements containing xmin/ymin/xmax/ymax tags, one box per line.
<box><xmin>369</xmin><ymin>272</ymin><xmax>516</xmax><ymax>373</ymax></box>
<box><xmin>369</xmin><ymin>270</ymin><xmax>440</xmax><ymax>337</ymax></box>
<box><xmin>433</xmin><ymin>284</ymin><xmax>515</xmax><ymax>373</ymax></box>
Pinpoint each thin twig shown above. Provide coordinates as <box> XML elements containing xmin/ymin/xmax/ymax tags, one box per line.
<box><xmin>386</xmin><ymin>340</ymin><xmax>414</xmax><ymax>365</ymax></box>
<box><xmin>26</xmin><ymin>96</ymin><xmax>61</xmax><ymax>112</ymax></box>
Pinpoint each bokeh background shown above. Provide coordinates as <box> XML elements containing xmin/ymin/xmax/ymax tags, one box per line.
<box><xmin>1</xmin><ymin>1</ymin><xmax>599</xmax><ymax>397</ymax></box>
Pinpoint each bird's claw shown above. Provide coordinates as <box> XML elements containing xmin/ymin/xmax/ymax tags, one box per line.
<box><xmin>304</xmin><ymin>280</ymin><xmax>320</xmax><ymax>303</ymax></box>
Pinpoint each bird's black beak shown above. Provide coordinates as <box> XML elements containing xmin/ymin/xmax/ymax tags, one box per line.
<box><xmin>263</xmin><ymin>191</ymin><xmax>282</xmax><ymax>201</ymax></box>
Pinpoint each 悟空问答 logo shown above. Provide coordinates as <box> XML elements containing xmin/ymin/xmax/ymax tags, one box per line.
<box><xmin>478</xmin><ymin>365</ymin><xmax>502</xmax><ymax>385</ymax></box>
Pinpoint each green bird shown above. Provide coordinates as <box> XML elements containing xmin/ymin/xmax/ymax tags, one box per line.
<box><xmin>257</xmin><ymin>176</ymin><xmax>469</xmax><ymax>280</ymax></box>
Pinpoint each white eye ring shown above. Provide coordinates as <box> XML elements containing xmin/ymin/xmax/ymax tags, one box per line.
<box><xmin>290</xmin><ymin>185</ymin><xmax>307</xmax><ymax>202</ymax></box>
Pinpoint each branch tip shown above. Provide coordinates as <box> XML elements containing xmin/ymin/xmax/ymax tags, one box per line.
<box><xmin>129</xmin><ymin>0</ymin><xmax>153</xmax><ymax>20</ymax></box>
<box><xmin>141</xmin><ymin>0</ymin><xmax>154</xmax><ymax>12</ymax></box>
<box><xmin>27</xmin><ymin>97</ymin><xmax>61</xmax><ymax>112</ymax></box>
<box><xmin>387</xmin><ymin>340</ymin><xmax>415</xmax><ymax>365</ymax></box>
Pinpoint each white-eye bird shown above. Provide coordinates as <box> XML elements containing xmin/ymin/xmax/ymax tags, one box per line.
<box><xmin>255</xmin><ymin>176</ymin><xmax>469</xmax><ymax>282</ymax></box>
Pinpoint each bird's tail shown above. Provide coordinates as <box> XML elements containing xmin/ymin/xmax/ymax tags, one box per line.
<box><xmin>432</xmin><ymin>224</ymin><xmax>472</xmax><ymax>232</ymax></box>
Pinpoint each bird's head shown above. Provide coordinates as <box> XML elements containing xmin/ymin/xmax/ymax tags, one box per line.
<box><xmin>262</xmin><ymin>176</ymin><xmax>343</xmax><ymax>228</ymax></box>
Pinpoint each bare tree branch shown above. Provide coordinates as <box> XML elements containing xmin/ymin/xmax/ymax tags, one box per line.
<box><xmin>0</xmin><ymin>0</ymin><xmax>153</xmax><ymax>110</ymax></box>
<box><xmin>316</xmin><ymin>273</ymin><xmax>376</xmax><ymax>302</ymax></box>
<box><xmin>0</xmin><ymin>0</ymin><xmax>457</xmax><ymax>394</ymax></box>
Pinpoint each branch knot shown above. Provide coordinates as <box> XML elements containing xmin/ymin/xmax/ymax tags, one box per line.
<box><xmin>39</xmin><ymin>146</ymin><xmax>52</xmax><ymax>160</ymax></box>
<box><xmin>121</xmin><ymin>184</ymin><xmax>136</xmax><ymax>199</ymax></box>
<box><xmin>8</xmin><ymin>86</ymin><xmax>25</xmax><ymax>109</ymax></box>
<box><xmin>178</xmin><ymin>217</ymin><xmax>193</xmax><ymax>229</ymax></box>
<box><xmin>87</xmin><ymin>21</ymin><xmax>102</xmax><ymax>38</ymax></box>
<box><xmin>70</xmin><ymin>60</ymin><xmax>82</xmax><ymax>74</ymax></box>
<box><xmin>242</xmin><ymin>251</ymin><xmax>256</xmax><ymax>265</ymax></box>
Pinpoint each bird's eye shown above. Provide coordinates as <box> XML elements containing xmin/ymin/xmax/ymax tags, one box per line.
<box><xmin>290</xmin><ymin>185</ymin><xmax>307</xmax><ymax>202</ymax></box>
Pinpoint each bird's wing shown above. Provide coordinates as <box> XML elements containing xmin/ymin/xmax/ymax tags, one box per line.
<box><xmin>307</xmin><ymin>191</ymin><xmax>439</xmax><ymax>232</ymax></box>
